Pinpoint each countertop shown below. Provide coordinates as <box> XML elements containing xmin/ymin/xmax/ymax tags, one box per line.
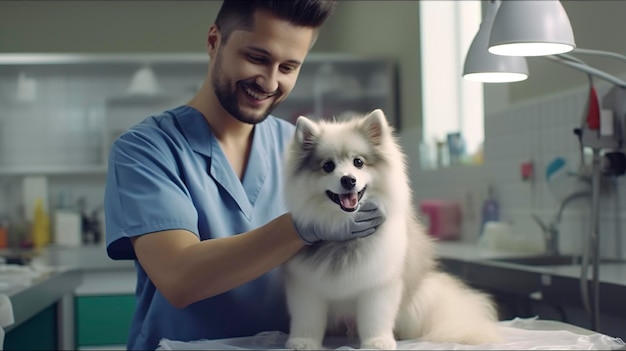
<box><xmin>40</xmin><ymin>244</ymin><xmax>136</xmax><ymax>296</ymax></box>
<box><xmin>0</xmin><ymin>267</ymin><xmax>81</xmax><ymax>333</ymax></box>
<box><xmin>435</xmin><ymin>241</ymin><xmax>626</xmax><ymax>286</ymax></box>
<box><xmin>25</xmin><ymin>242</ymin><xmax>626</xmax><ymax>295</ymax></box>
<box><xmin>0</xmin><ymin>244</ymin><xmax>132</xmax><ymax>334</ymax></box>
<box><xmin>40</xmin><ymin>244</ymin><xmax>134</xmax><ymax>272</ymax></box>
<box><xmin>434</xmin><ymin>240</ymin><xmax>626</xmax><ymax>328</ymax></box>
<box><xmin>0</xmin><ymin>242</ymin><xmax>621</xmax><ymax>348</ymax></box>
<box><xmin>4</xmin><ymin>242</ymin><xmax>624</xmax><ymax>321</ymax></box>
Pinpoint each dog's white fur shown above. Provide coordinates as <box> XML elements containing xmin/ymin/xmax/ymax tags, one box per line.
<box><xmin>283</xmin><ymin>109</ymin><xmax>500</xmax><ymax>350</ymax></box>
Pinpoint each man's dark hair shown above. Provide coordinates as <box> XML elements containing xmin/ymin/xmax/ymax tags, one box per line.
<box><xmin>214</xmin><ymin>0</ymin><xmax>337</xmax><ymax>44</ymax></box>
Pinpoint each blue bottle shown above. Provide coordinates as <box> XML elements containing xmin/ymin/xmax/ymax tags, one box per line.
<box><xmin>479</xmin><ymin>185</ymin><xmax>500</xmax><ymax>237</ymax></box>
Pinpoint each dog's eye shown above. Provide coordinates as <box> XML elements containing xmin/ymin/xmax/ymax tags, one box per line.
<box><xmin>353</xmin><ymin>158</ymin><xmax>364</xmax><ymax>168</ymax></box>
<box><xmin>322</xmin><ymin>161</ymin><xmax>335</xmax><ymax>173</ymax></box>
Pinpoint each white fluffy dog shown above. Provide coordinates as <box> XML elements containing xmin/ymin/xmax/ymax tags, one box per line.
<box><xmin>282</xmin><ymin>109</ymin><xmax>500</xmax><ymax>350</ymax></box>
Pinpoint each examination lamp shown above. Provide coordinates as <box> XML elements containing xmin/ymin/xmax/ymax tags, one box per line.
<box><xmin>462</xmin><ymin>0</ymin><xmax>529</xmax><ymax>83</ymax></box>
<box><xmin>463</xmin><ymin>0</ymin><xmax>626</xmax><ymax>333</ymax></box>
<box><xmin>488</xmin><ymin>0</ymin><xmax>576</xmax><ymax>57</ymax></box>
<box><xmin>491</xmin><ymin>49</ymin><xmax>626</xmax><ymax>334</ymax></box>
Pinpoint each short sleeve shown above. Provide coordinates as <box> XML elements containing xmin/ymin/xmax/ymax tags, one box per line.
<box><xmin>105</xmin><ymin>126</ymin><xmax>198</xmax><ymax>260</ymax></box>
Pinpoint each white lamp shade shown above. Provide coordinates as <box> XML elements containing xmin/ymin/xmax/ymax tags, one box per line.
<box><xmin>488</xmin><ymin>0</ymin><xmax>576</xmax><ymax>57</ymax></box>
<box><xmin>128</xmin><ymin>66</ymin><xmax>159</xmax><ymax>95</ymax></box>
<box><xmin>463</xmin><ymin>1</ymin><xmax>529</xmax><ymax>83</ymax></box>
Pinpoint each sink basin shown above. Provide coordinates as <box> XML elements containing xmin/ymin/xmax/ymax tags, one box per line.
<box><xmin>0</xmin><ymin>248</ymin><xmax>40</xmax><ymax>266</ymax></box>
<box><xmin>489</xmin><ymin>254</ymin><xmax>626</xmax><ymax>266</ymax></box>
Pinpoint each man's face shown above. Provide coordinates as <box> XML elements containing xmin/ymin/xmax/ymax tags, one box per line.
<box><xmin>209</xmin><ymin>10</ymin><xmax>315</xmax><ymax>124</ymax></box>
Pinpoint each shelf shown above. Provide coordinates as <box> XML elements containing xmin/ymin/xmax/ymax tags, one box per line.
<box><xmin>106</xmin><ymin>93</ymin><xmax>189</xmax><ymax>106</ymax></box>
<box><xmin>286</xmin><ymin>91</ymin><xmax>389</xmax><ymax>102</ymax></box>
<box><xmin>0</xmin><ymin>53</ymin><xmax>208</xmax><ymax>65</ymax></box>
<box><xmin>0</xmin><ymin>165</ymin><xmax>107</xmax><ymax>176</ymax></box>
<box><xmin>0</xmin><ymin>52</ymin><xmax>392</xmax><ymax>65</ymax></box>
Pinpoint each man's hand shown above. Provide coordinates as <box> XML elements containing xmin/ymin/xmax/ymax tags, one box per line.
<box><xmin>294</xmin><ymin>199</ymin><xmax>387</xmax><ymax>245</ymax></box>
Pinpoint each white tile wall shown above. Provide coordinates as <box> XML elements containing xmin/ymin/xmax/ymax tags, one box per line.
<box><xmin>1</xmin><ymin>75</ymin><xmax>104</xmax><ymax>168</ymax></box>
<box><xmin>2</xmin><ymin>62</ymin><xmax>625</xmax><ymax>261</ymax></box>
<box><xmin>403</xmin><ymin>79</ymin><xmax>626</xmax><ymax>260</ymax></box>
<box><xmin>0</xmin><ymin>65</ymin><xmax>203</xmax><ymax>217</ymax></box>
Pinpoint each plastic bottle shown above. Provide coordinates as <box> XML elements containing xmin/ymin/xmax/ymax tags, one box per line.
<box><xmin>0</xmin><ymin>215</ymin><xmax>8</xmax><ymax>249</ymax></box>
<box><xmin>479</xmin><ymin>185</ymin><xmax>500</xmax><ymax>237</ymax></box>
<box><xmin>54</xmin><ymin>192</ymin><xmax>83</xmax><ymax>247</ymax></box>
<box><xmin>31</xmin><ymin>198</ymin><xmax>51</xmax><ymax>249</ymax></box>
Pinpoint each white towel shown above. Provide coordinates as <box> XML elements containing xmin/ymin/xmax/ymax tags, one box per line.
<box><xmin>0</xmin><ymin>294</ymin><xmax>14</xmax><ymax>351</ymax></box>
<box><xmin>156</xmin><ymin>317</ymin><xmax>625</xmax><ymax>350</ymax></box>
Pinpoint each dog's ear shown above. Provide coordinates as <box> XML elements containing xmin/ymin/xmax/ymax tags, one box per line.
<box><xmin>361</xmin><ymin>109</ymin><xmax>388</xmax><ymax>145</ymax></box>
<box><xmin>295</xmin><ymin>116</ymin><xmax>319</xmax><ymax>150</ymax></box>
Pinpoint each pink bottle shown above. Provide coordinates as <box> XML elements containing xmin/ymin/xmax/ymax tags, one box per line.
<box><xmin>419</xmin><ymin>200</ymin><xmax>462</xmax><ymax>240</ymax></box>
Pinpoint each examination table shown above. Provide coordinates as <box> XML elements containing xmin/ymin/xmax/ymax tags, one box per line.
<box><xmin>156</xmin><ymin>317</ymin><xmax>625</xmax><ymax>350</ymax></box>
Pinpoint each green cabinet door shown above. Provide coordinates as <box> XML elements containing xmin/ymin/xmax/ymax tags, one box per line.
<box><xmin>76</xmin><ymin>294</ymin><xmax>135</xmax><ymax>347</ymax></box>
<box><xmin>4</xmin><ymin>304</ymin><xmax>57</xmax><ymax>351</ymax></box>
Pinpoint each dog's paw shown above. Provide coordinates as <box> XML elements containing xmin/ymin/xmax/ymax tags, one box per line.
<box><xmin>285</xmin><ymin>337</ymin><xmax>322</xmax><ymax>350</ymax></box>
<box><xmin>361</xmin><ymin>336</ymin><xmax>397</xmax><ymax>350</ymax></box>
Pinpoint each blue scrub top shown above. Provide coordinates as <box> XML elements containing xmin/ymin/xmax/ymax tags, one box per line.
<box><xmin>104</xmin><ymin>105</ymin><xmax>295</xmax><ymax>350</ymax></box>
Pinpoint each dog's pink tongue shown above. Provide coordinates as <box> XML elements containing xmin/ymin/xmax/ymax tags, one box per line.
<box><xmin>340</xmin><ymin>192</ymin><xmax>358</xmax><ymax>209</ymax></box>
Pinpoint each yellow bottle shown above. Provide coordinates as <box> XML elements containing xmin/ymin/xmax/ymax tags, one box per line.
<box><xmin>32</xmin><ymin>198</ymin><xmax>51</xmax><ymax>249</ymax></box>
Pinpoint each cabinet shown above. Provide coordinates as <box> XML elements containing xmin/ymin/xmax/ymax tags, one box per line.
<box><xmin>271</xmin><ymin>53</ymin><xmax>397</xmax><ymax>125</ymax></box>
<box><xmin>71</xmin><ymin>266</ymin><xmax>136</xmax><ymax>350</ymax></box>
<box><xmin>4</xmin><ymin>304</ymin><xmax>57</xmax><ymax>350</ymax></box>
<box><xmin>0</xmin><ymin>53</ymin><xmax>397</xmax><ymax>176</ymax></box>
<box><xmin>68</xmin><ymin>264</ymin><xmax>135</xmax><ymax>349</ymax></box>
<box><xmin>75</xmin><ymin>294</ymin><xmax>135</xmax><ymax>349</ymax></box>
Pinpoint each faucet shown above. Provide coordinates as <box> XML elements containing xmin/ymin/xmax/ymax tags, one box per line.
<box><xmin>532</xmin><ymin>190</ymin><xmax>591</xmax><ymax>256</ymax></box>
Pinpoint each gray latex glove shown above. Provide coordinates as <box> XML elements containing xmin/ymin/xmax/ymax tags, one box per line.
<box><xmin>294</xmin><ymin>199</ymin><xmax>386</xmax><ymax>245</ymax></box>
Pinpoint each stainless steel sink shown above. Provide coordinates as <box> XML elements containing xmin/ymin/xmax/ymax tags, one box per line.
<box><xmin>489</xmin><ymin>254</ymin><xmax>626</xmax><ymax>266</ymax></box>
<box><xmin>0</xmin><ymin>249</ymin><xmax>37</xmax><ymax>266</ymax></box>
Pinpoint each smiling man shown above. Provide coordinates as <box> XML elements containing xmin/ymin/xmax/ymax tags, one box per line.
<box><xmin>103</xmin><ymin>1</ymin><xmax>386</xmax><ymax>350</ymax></box>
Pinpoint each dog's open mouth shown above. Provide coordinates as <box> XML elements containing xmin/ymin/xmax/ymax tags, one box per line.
<box><xmin>325</xmin><ymin>187</ymin><xmax>367</xmax><ymax>212</ymax></box>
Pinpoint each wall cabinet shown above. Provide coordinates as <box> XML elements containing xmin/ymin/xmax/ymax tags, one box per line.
<box><xmin>271</xmin><ymin>54</ymin><xmax>397</xmax><ymax>126</ymax></box>
<box><xmin>0</xmin><ymin>53</ymin><xmax>397</xmax><ymax>176</ymax></box>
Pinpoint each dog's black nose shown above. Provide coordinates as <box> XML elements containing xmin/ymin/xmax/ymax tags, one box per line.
<box><xmin>341</xmin><ymin>175</ymin><xmax>356</xmax><ymax>190</ymax></box>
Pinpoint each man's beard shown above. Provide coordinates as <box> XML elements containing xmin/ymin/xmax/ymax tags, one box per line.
<box><xmin>211</xmin><ymin>52</ymin><xmax>278</xmax><ymax>125</ymax></box>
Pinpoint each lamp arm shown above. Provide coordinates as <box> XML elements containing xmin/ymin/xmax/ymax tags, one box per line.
<box><xmin>557</xmin><ymin>53</ymin><xmax>589</xmax><ymax>66</ymax></box>
<box><xmin>572</xmin><ymin>48</ymin><xmax>626</xmax><ymax>65</ymax></box>
<box><xmin>546</xmin><ymin>55</ymin><xmax>626</xmax><ymax>88</ymax></box>
<box><xmin>557</xmin><ymin>54</ymin><xmax>595</xmax><ymax>88</ymax></box>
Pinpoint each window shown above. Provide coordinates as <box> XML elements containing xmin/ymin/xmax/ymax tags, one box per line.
<box><xmin>419</xmin><ymin>0</ymin><xmax>484</xmax><ymax>169</ymax></box>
